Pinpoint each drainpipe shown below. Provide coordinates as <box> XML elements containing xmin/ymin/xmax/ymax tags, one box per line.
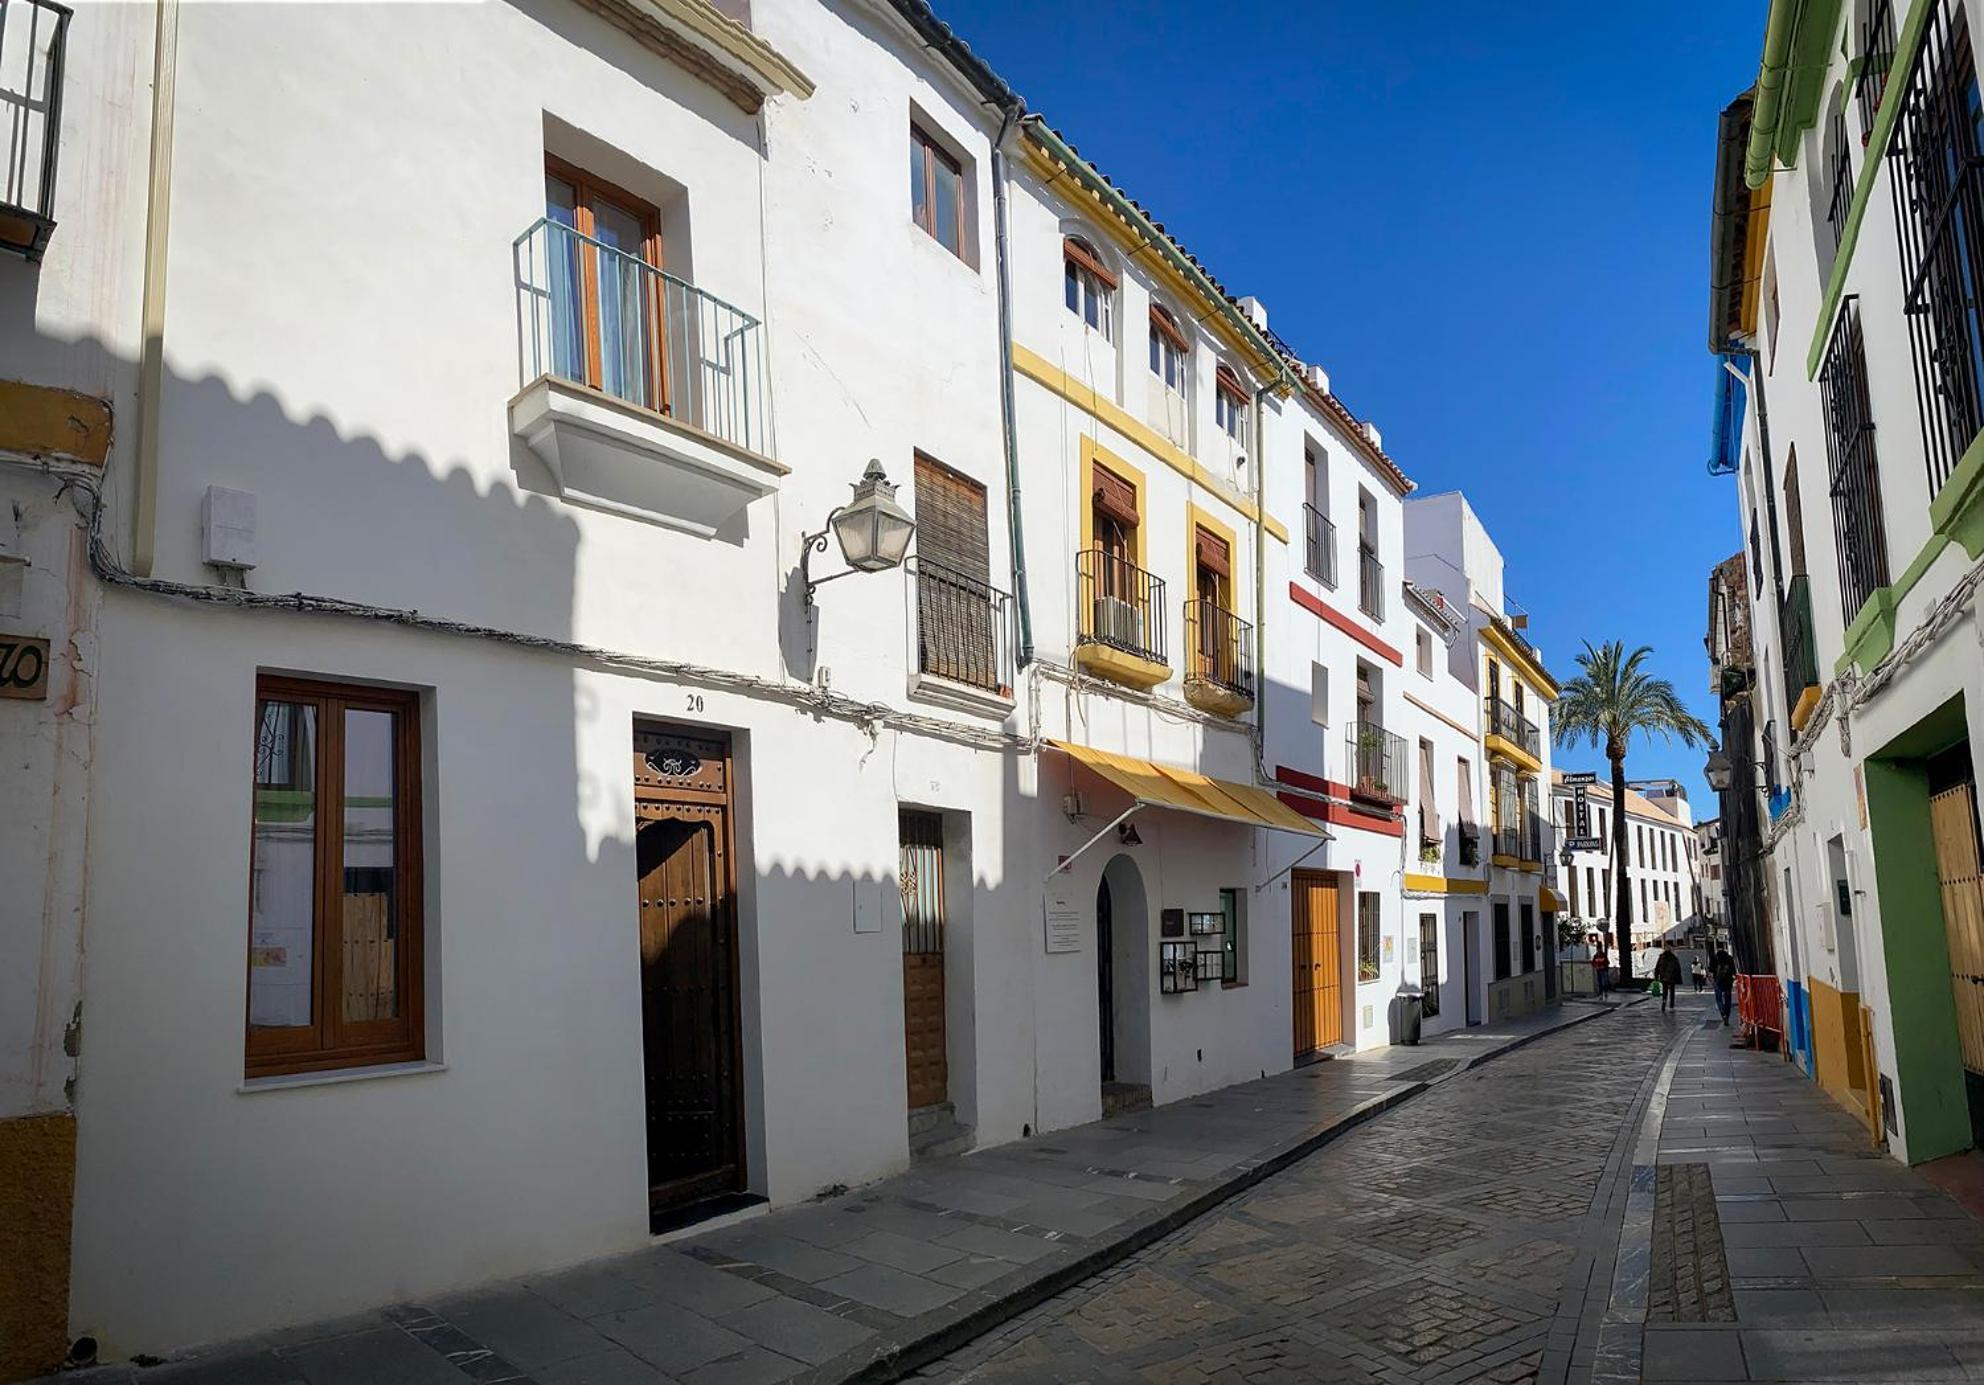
<box><xmin>990</xmin><ymin>105</ymin><xmax>1034</xmax><ymax>666</ymax></box>
<box><xmin>1745</xmin><ymin>0</ymin><xmax>1810</xmax><ymax>188</ymax></box>
<box><xmin>134</xmin><ymin>0</ymin><xmax>182</xmax><ymax>577</ymax></box>
<box><xmin>1252</xmin><ymin>382</ymin><xmax>1272</xmax><ymax>785</ymax></box>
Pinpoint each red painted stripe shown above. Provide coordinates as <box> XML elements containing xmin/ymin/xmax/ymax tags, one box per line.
<box><xmin>1274</xmin><ymin>763</ymin><xmax>1330</xmax><ymax>795</ymax></box>
<box><xmin>1275</xmin><ymin>790</ymin><xmax>1405</xmax><ymax>838</ymax></box>
<box><xmin>1287</xmin><ymin>582</ymin><xmax>1403</xmax><ymax>666</ymax></box>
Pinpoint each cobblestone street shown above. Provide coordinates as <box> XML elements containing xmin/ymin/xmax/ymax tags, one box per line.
<box><xmin>915</xmin><ymin>1003</ymin><xmax>1686</xmax><ymax>1383</ymax></box>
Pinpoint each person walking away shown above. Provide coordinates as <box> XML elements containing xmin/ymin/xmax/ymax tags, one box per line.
<box><xmin>1654</xmin><ymin>942</ymin><xmax>1683</xmax><ymax>1013</ymax></box>
<box><xmin>1710</xmin><ymin>946</ymin><xmax>1738</xmax><ymax>1027</ymax></box>
<box><xmin>1692</xmin><ymin>960</ymin><xmax>1706</xmax><ymax>993</ymax></box>
<box><xmin>1591</xmin><ymin>944</ymin><xmax>1609</xmax><ymax>997</ymax></box>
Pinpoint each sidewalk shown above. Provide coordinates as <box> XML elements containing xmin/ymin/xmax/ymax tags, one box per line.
<box><xmin>1609</xmin><ymin>996</ymin><xmax>1984</xmax><ymax>1382</ymax></box>
<box><xmin>74</xmin><ymin>999</ymin><xmax>1619</xmax><ymax>1385</ymax></box>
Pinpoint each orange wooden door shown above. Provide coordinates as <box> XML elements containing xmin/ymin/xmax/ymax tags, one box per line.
<box><xmin>1292</xmin><ymin>870</ymin><xmax>1342</xmax><ymax>1055</ymax></box>
<box><xmin>900</xmin><ymin>810</ymin><xmax>949</xmax><ymax>1110</ymax></box>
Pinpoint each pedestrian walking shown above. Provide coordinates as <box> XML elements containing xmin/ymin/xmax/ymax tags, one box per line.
<box><xmin>1654</xmin><ymin>942</ymin><xmax>1683</xmax><ymax>1013</ymax></box>
<box><xmin>1691</xmin><ymin>961</ymin><xmax>1706</xmax><ymax>993</ymax></box>
<box><xmin>1710</xmin><ymin>945</ymin><xmax>1738</xmax><ymax>1027</ymax></box>
<box><xmin>1591</xmin><ymin>944</ymin><xmax>1609</xmax><ymax>997</ymax></box>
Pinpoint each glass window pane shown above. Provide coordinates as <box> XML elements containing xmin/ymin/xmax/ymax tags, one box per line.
<box><xmin>933</xmin><ymin>156</ymin><xmax>960</xmax><ymax>251</ymax></box>
<box><xmin>545</xmin><ymin>175</ymin><xmax>584</xmax><ymax>385</ymax></box>
<box><xmin>910</xmin><ymin>138</ymin><xmax>928</xmax><ymax>228</ymax></box>
<box><xmin>592</xmin><ymin>199</ymin><xmax>650</xmax><ymax>409</ymax></box>
<box><xmin>1065</xmin><ymin>260</ymin><xmax>1078</xmax><ymax>314</ymax></box>
<box><xmin>341</xmin><ymin>708</ymin><xmax>400</xmax><ymax>1023</ymax></box>
<box><xmin>1149</xmin><ymin>329</ymin><xmax>1160</xmax><ymax>375</ymax></box>
<box><xmin>250</xmin><ymin>701</ymin><xmax>317</xmax><ymax>1034</ymax></box>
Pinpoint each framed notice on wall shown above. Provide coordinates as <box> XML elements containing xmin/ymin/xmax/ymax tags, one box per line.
<box><xmin>1044</xmin><ymin>886</ymin><xmax>1082</xmax><ymax>954</ymax></box>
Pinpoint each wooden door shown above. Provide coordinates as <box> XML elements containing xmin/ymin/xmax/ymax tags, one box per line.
<box><xmin>634</xmin><ymin>726</ymin><xmax>740</xmax><ymax>1218</ymax></box>
<box><xmin>900</xmin><ymin>810</ymin><xmax>948</xmax><ymax>1111</ymax></box>
<box><xmin>1932</xmin><ymin>781</ymin><xmax>1984</xmax><ymax>1075</ymax></box>
<box><xmin>1291</xmin><ymin>870</ymin><xmax>1342</xmax><ymax>1055</ymax></box>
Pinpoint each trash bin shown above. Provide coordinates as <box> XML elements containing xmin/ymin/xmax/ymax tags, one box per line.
<box><xmin>1399</xmin><ymin>993</ymin><xmax>1423</xmax><ymax>1046</ymax></box>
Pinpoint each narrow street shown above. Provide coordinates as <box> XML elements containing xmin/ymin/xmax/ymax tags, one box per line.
<box><xmin>915</xmin><ymin>1000</ymin><xmax>1681</xmax><ymax>1383</ymax></box>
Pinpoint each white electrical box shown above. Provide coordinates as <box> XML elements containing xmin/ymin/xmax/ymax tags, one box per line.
<box><xmin>202</xmin><ymin>486</ymin><xmax>257</xmax><ymax>570</ymax></box>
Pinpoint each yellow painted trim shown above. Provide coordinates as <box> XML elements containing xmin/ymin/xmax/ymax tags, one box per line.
<box><xmin>1014</xmin><ymin>342</ymin><xmax>1289</xmax><ymax>543</ymax></box>
<box><xmin>1404</xmin><ymin>872</ymin><xmax>1489</xmax><ymax>896</ymax></box>
<box><xmin>1517</xmin><ymin>860</ymin><xmax>1544</xmax><ymax>875</ymax></box>
<box><xmin>1481</xmin><ymin>625</ymin><xmax>1560</xmax><ymax>699</ymax></box>
<box><xmin>1738</xmin><ymin>179</ymin><xmax>1773</xmax><ymax>338</ymax></box>
<box><xmin>1790</xmin><ymin>683</ymin><xmax>1823</xmax><ymax>735</ymax></box>
<box><xmin>1018</xmin><ymin>140</ymin><xmax>1280</xmax><ymax>378</ymax></box>
<box><xmin>1185</xmin><ymin>503</ymin><xmax>1238</xmax><ymax>607</ymax></box>
<box><xmin>1074</xmin><ymin>642</ymin><xmax>1171</xmax><ymax>690</ymax></box>
<box><xmin>0</xmin><ymin>381</ymin><xmax>111</xmax><ymax>467</ymax></box>
<box><xmin>1184</xmin><ymin>682</ymin><xmax>1252</xmax><ymax>717</ymax></box>
<box><xmin>1483</xmin><ymin>734</ymin><xmax>1542</xmax><ymax>776</ymax></box>
<box><xmin>1080</xmin><ymin>436</ymin><xmax>1148</xmax><ymax>571</ymax></box>
<box><xmin>1403</xmin><ymin>690</ymin><xmax>1474</xmax><ymax>741</ymax></box>
<box><xmin>1492</xmin><ymin>853</ymin><xmax>1522</xmax><ymax>870</ymax></box>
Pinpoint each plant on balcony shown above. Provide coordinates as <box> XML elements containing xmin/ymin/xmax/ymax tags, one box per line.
<box><xmin>1418</xmin><ymin>839</ymin><xmax>1441</xmax><ymax>865</ymax></box>
<box><xmin>1354</xmin><ymin>727</ymin><xmax>1392</xmax><ymax>797</ymax></box>
<box><xmin>1554</xmin><ymin>640</ymin><xmax>1713</xmax><ymax>983</ymax></box>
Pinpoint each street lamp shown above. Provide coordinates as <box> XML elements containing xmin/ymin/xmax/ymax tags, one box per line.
<box><xmin>1704</xmin><ymin>747</ymin><xmax>1733</xmax><ymax>793</ymax></box>
<box><xmin>801</xmin><ymin>460</ymin><xmax>916</xmax><ymax>607</ymax></box>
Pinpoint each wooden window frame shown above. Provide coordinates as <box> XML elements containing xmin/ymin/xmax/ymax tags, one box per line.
<box><xmin>911</xmin><ymin>123</ymin><xmax>966</xmax><ymax>258</ymax></box>
<box><xmin>246</xmin><ymin>675</ymin><xmax>425</xmax><ymax>1078</ymax></box>
<box><xmin>545</xmin><ymin>154</ymin><xmax>668</xmax><ymax>413</ymax></box>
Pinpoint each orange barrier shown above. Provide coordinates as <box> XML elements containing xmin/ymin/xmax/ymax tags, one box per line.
<box><xmin>1734</xmin><ymin>974</ymin><xmax>1785</xmax><ymax>1049</ymax></box>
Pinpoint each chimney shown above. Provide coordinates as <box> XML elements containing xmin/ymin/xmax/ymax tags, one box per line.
<box><xmin>1237</xmin><ymin>295</ymin><xmax>1268</xmax><ymax>332</ymax></box>
<box><xmin>1303</xmin><ymin>363</ymin><xmax>1330</xmax><ymax>395</ymax></box>
<box><xmin>1361</xmin><ymin>420</ymin><xmax>1383</xmax><ymax>451</ymax></box>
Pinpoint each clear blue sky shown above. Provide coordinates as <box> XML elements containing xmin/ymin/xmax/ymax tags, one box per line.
<box><xmin>940</xmin><ymin>0</ymin><xmax>1767</xmax><ymax>815</ymax></box>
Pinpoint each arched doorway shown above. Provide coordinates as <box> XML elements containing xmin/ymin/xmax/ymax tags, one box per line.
<box><xmin>1097</xmin><ymin>854</ymin><xmax>1151</xmax><ymax>1095</ymax></box>
<box><xmin>1096</xmin><ymin>877</ymin><xmax>1115</xmax><ymax>1083</ymax></box>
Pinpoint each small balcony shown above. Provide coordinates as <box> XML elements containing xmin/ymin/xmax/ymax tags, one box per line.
<box><xmin>510</xmin><ymin>216</ymin><xmax>785</xmax><ymax>536</ymax></box>
<box><xmin>909</xmin><ymin>557</ymin><xmax>1015</xmax><ymax>714</ymax></box>
<box><xmin>1345</xmin><ymin>721</ymin><xmax>1406</xmax><ymax>804</ymax></box>
<box><xmin>1303</xmin><ymin>504</ymin><xmax>1337</xmax><ymax>588</ymax></box>
<box><xmin>1358</xmin><ymin>543</ymin><xmax>1385</xmax><ymax>621</ymax></box>
<box><xmin>1485</xmin><ymin>697</ymin><xmax>1542</xmax><ymax>771</ymax></box>
<box><xmin>1782</xmin><ymin>574</ymin><xmax>1821</xmax><ymax>733</ymax></box>
<box><xmin>0</xmin><ymin>0</ymin><xmax>70</xmax><ymax>262</ymax></box>
<box><xmin>1457</xmin><ymin>822</ymin><xmax>1482</xmax><ymax>868</ymax></box>
<box><xmin>1183</xmin><ymin>599</ymin><xmax>1254</xmax><ymax>717</ymax></box>
<box><xmin>1075</xmin><ymin>548</ymin><xmax>1169</xmax><ymax>689</ymax></box>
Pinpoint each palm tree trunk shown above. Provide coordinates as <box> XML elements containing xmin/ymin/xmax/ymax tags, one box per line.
<box><xmin>1611</xmin><ymin>747</ymin><xmax>1633</xmax><ymax>982</ymax></box>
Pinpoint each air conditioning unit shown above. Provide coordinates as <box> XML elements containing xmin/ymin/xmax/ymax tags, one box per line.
<box><xmin>1092</xmin><ymin>596</ymin><xmax>1143</xmax><ymax>649</ymax></box>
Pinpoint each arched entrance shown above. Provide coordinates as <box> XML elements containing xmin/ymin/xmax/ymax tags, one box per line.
<box><xmin>1098</xmin><ymin>854</ymin><xmax>1151</xmax><ymax>1095</ymax></box>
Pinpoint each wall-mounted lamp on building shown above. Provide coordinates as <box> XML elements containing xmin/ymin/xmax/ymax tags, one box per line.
<box><xmin>1117</xmin><ymin>822</ymin><xmax>1142</xmax><ymax>846</ymax></box>
<box><xmin>801</xmin><ymin>459</ymin><xmax>916</xmax><ymax>607</ymax></box>
<box><xmin>1703</xmin><ymin>747</ymin><xmax>1733</xmax><ymax>793</ymax></box>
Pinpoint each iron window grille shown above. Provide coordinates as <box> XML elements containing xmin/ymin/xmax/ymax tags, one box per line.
<box><xmin>1825</xmin><ymin>104</ymin><xmax>1854</xmax><ymax>259</ymax></box>
<box><xmin>1346</xmin><ymin>721</ymin><xmax>1406</xmax><ymax>804</ymax></box>
<box><xmin>1858</xmin><ymin>0</ymin><xmax>1898</xmax><ymax>135</ymax></box>
<box><xmin>909</xmin><ymin>557</ymin><xmax>1014</xmax><ymax>696</ymax></box>
<box><xmin>1780</xmin><ymin>574</ymin><xmax>1819</xmax><ymax>711</ymax></box>
<box><xmin>1303</xmin><ymin>503</ymin><xmax>1337</xmax><ymax>587</ymax></box>
<box><xmin>1076</xmin><ymin>547</ymin><xmax>1168</xmax><ymax>668</ymax></box>
<box><xmin>1184</xmin><ymin>599</ymin><xmax>1254</xmax><ymax>701</ymax></box>
<box><xmin>1488</xmin><ymin>697</ymin><xmax>1541</xmax><ymax>758</ymax></box>
<box><xmin>1889</xmin><ymin>0</ymin><xmax>1984</xmax><ymax>495</ymax></box>
<box><xmin>1418</xmin><ymin>914</ymin><xmax>1440</xmax><ymax>1018</ymax></box>
<box><xmin>0</xmin><ymin>0</ymin><xmax>70</xmax><ymax>261</ymax></box>
<box><xmin>1357</xmin><ymin>542</ymin><xmax>1385</xmax><ymax>621</ymax></box>
<box><xmin>1818</xmin><ymin>298</ymin><xmax>1892</xmax><ymax>620</ymax></box>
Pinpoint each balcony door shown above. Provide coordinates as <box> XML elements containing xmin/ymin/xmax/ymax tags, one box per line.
<box><xmin>545</xmin><ymin>159</ymin><xmax>666</xmax><ymax>413</ymax></box>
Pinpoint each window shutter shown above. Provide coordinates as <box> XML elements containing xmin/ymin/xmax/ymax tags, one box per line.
<box><xmin>1092</xmin><ymin>464</ymin><xmax>1139</xmax><ymax>527</ymax></box>
<box><xmin>1215</xmin><ymin>363</ymin><xmax>1247</xmax><ymax>403</ymax></box>
<box><xmin>1062</xmin><ymin>236</ymin><xmax>1118</xmax><ymax>291</ymax></box>
<box><xmin>913</xmin><ymin>454</ymin><xmax>990</xmax><ymax>582</ymax></box>
<box><xmin>1194</xmin><ymin>526</ymin><xmax>1230</xmax><ymax>577</ymax></box>
<box><xmin>1148</xmin><ymin>305</ymin><xmax>1190</xmax><ymax>354</ymax></box>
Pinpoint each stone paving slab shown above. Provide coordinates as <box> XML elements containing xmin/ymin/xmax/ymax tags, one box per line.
<box><xmin>60</xmin><ymin>1001</ymin><xmax>1617</xmax><ymax>1385</ymax></box>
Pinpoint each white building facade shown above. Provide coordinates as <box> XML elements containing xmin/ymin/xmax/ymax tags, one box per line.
<box><xmin>0</xmin><ymin>0</ymin><xmax>1564</xmax><ymax>1367</ymax></box>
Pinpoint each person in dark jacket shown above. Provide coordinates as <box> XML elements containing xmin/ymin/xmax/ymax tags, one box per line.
<box><xmin>1654</xmin><ymin>942</ymin><xmax>1683</xmax><ymax>1013</ymax></box>
<box><xmin>1710</xmin><ymin>946</ymin><xmax>1739</xmax><ymax>1026</ymax></box>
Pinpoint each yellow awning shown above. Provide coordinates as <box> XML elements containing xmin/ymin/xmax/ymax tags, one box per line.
<box><xmin>1541</xmin><ymin>888</ymin><xmax>1564</xmax><ymax>912</ymax></box>
<box><xmin>1050</xmin><ymin>741</ymin><xmax>1326</xmax><ymax>838</ymax></box>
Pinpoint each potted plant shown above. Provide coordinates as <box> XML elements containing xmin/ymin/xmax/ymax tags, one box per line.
<box><xmin>1355</xmin><ymin>726</ymin><xmax>1391</xmax><ymax>796</ymax></box>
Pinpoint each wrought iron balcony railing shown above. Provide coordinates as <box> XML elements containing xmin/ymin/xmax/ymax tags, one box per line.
<box><xmin>1856</xmin><ymin>0</ymin><xmax>1896</xmax><ymax>134</ymax></box>
<box><xmin>910</xmin><ymin>557</ymin><xmax>1014</xmax><ymax>697</ymax></box>
<box><xmin>1818</xmin><ymin>298</ymin><xmax>1890</xmax><ymax>619</ymax></box>
<box><xmin>514</xmin><ymin>216</ymin><xmax>771</xmax><ymax>458</ymax></box>
<box><xmin>1345</xmin><ymin>721</ymin><xmax>1406</xmax><ymax>803</ymax></box>
<box><xmin>1077</xmin><ymin>548</ymin><xmax>1167</xmax><ymax>668</ymax></box>
<box><xmin>1493</xmin><ymin>822</ymin><xmax>1523</xmax><ymax>860</ymax></box>
<box><xmin>0</xmin><ymin>0</ymin><xmax>70</xmax><ymax>261</ymax></box>
<box><xmin>1781</xmin><ymin>573</ymin><xmax>1819</xmax><ymax>711</ymax></box>
<box><xmin>1487</xmin><ymin>697</ymin><xmax>1541</xmax><ymax>759</ymax></box>
<box><xmin>1184</xmin><ymin>599</ymin><xmax>1254</xmax><ymax>701</ymax></box>
<box><xmin>1303</xmin><ymin>504</ymin><xmax>1337</xmax><ymax>588</ymax></box>
<box><xmin>1358</xmin><ymin>543</ymin><xmax>1385</xmax><ymax>620</ymax></box>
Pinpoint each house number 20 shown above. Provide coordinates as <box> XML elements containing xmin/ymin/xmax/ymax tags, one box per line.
<box><xmin>686</xmin><ymin>693</ymin><xmax>705</xmax><ymax>713</ymax></box>
<box><xmin>0</xmin><ymin>636</ymin><xmax>50</xmax><ymax>701</ymax></box>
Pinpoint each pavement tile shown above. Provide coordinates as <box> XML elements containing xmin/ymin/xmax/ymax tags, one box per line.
<box><xmin>1739</xmin><ymin>1328</ymin><xmax>1967</xmax><ymax>1380</ymax></box>
<box><xmin>429</xmin><ymin>1289</ymin><xmax>609</xmax><ymax>1371</ymax></box>
<box><xmin>678</xmin><ymin>1346</ymin><xmax>805</xmax><ymax>1384</ymax></box>
<box><xmin>1731</xmin><ymin>1287</ymin><xmax>1828</xmax><ymax>1322</ymax></box>
<box><xmin>619</xmin><ymin>1252</ymin><xmax>776</xmax><ymax>1317</ymax></box>
<box><xmin>842</xmin><ymin>1229</ymin><xmax>966</xmax><ymax>1275</ymax></box>
<box><xmin>816</xmin><ymin>1263</ymin><xmax>966</xmax><ymax>1316</ymax></box>
<box><xmin>934</xmin><ymin>1223</ymin><xmax>1059</xmax><ymax>1264</ymax></box>
<box><xmin>526</xmin><ymin>1266</ymin><xmax>654</xmax><ymax>1320</ymax></box>
<box><xmin>717</xmin><ymin>1296</ymin><xmax>873</xmax><ymax>1365</ymax></box>
<box><xmin>698</xmin><ymin>1235</ymin><xmax>862</xmax><ymax>1284</ymax></box>
<box><xmin>591</xmin><ymin>1304</ymin><xmax>752</xmax><ymax>1375</ymax></box>
<box><xmin>1641</xmin><ymin>1327</ymin><xmax>1745</xmax><ymax>1381</ymax></box>
<box><xmin>1720</xmin><ymin>1220</ymin><xmax>1872</xmax><ymax>1249</ymax></box>
<box><xmin>1714</xmin><ymin>1199</ymin><xmax>1789</xmax><ymax>1223</ymax></box>
<box><xmin>534</xmin><ymin>1347</ymin><xmax>674</xmax><ymax>1384</ymax></box>
<box><xmin>275</xmin><ymin>1328</ymin><xmax>463</xmax><ymax>1385</ymax></box>
<box><xmin>1726</xmin><ymin>1246</ymin><xmax>1810</xmax><ymax>1278</ymax></box>
<box><xmin>1800</xmin><ymin>1243</ymin><xmax>1978</xmax><ymax>1278</ymax></box>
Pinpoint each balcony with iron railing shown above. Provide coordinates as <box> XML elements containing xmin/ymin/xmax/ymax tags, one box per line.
<box><xmin>1183</xmin><ymin>599</ymin><xmax>1255</xmax><ymax>716</ymax></box>
<box><xmin>1856</xmin><ymin>0</ymin><xmax>1896</xmax><ymax>134</ymax></box>
<box><xmin>909</xmin><ymin>557</ymin><xmax>1015</xmax><ymax>707</ymax></box>
<box><xmin>1304</xmin><ymin>505</ymin><xmax>1337</xmax><ymax>588</ymax></box>
<box><xmin>1075</xmin><ymin>548</ymin><xmax>1169</xmax><ymax>688</ymax></box>
<box><xmin>0</xmin><ymin>0</ymin><xmax>70</xmax><ymax>262</ymax></box>
<box><xmin>1781</xmin><ymin>574</ymin><xmax>1821</xmax><ymax>733</ymax></box>
<box><xmin>1485</xmin><ymin>697</ymin><xmax>1542</xmax><ymax>770</ymax></box>
<box><xmin>1457</xmin><ymin>822</ymin><xmax>1482</xmax><ymax>868</ymax></box>
<box><xmin>1345</xmin><ymin>721</ymin><xmax>1406</xmax><ymax>804</ymax></box>
<box><xmin>1357</xmin><ymin>543</ymin><xmax>1385</xmax><ymax>620</ymax></box>
<box><xmin>510</xmin><ymin>216</ymin><xmax>785</xmax><ymax>535</ymax></box>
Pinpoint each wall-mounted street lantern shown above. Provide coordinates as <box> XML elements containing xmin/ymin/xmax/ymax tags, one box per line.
<box><xmin>801</xmin><ymin>459</ymin><xmax>915</xmax><ymax>607</ymax></box>
<box><xmin>1703</xmin><ymin>747</ymin><xmax>1733</xmax><ymax>793</ymax></box>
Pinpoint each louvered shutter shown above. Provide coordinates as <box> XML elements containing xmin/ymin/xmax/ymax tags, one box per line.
<box><xmin>913</xmin><ymin>456</ymin><xmax>998</xmax><ymax>691</ymax></box>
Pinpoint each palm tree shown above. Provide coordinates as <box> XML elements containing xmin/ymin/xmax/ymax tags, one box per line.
<box><xmin>1554</xmin><ymin>641</ymin><xmax>1713</xmax><ymax>983</ymax></box>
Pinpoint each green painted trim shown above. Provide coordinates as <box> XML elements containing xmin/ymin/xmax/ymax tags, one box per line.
<box><xmin>1806</xmin><ymin>0</ymin><xmax>1933</xmax><ymax>380</ymax></box>
<box><xmin>1929</xmin><ymin>427</ymin><xmax>1984</xmax><ymax>559</ymax></box>
<box><xmin>1748</xmin><ymin>0</ymin><xmax>1848</xmax><ymax>187</ymax></box>
<box><xmin>1865</xmin><ymin>752</ymin><xmax>1973</xmax><ymax>1162</ymax></box>
<box><xmin>1835</xmin><ymin>585</ymin><xmax>1899</xmax><ymax>677</ymax></box>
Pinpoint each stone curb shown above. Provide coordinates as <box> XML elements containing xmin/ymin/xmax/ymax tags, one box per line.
<box><xmin>820</xmin><ymin>1001</ymin><xmax>1626</xmax><ymax>1384</ymax></box>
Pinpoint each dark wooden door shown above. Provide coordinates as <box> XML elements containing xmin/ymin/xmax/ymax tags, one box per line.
<box><xmin>1097</xmin><ymin>878</ymin><xmax>1116</xmax><ymax>1083</ymax></box>
<box><xmin>634</xmin><ymin>726</ymin><xmax>740</xmax><ymax>1218</ymax></box>
<box><xmin>1292</xmin><ymin>870</ymin><xmax>1342</xmax><ymax>1055</ymax></box>
<box><xmin>900</xmin><ymin>810</ymin><xmax>948</xmax><ymax>1110</ymax></box>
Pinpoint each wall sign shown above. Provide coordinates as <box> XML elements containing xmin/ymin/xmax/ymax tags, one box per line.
<box><xmin>1044</xmin><ymin>887</ymin><xmax>1082</xmax><ymax>954</ymax></box>
<box><xmin>0</xmin><ymin>634</ymin><xmax>48</xmax><ymax>700</ymax></box>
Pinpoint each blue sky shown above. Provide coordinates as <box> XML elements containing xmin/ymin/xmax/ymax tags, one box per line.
<box><xmin>940</xmin><ymin>0</ymin><xmax>1767</xmax><ymax>814</ymax></box>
